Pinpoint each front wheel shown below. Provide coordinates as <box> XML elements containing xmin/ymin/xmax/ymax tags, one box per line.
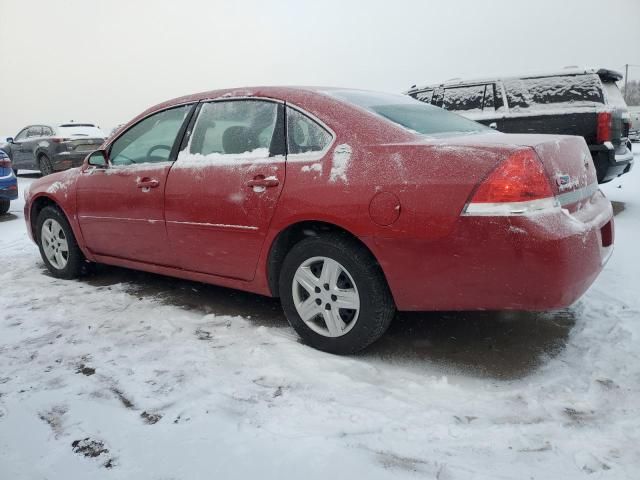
<box><xmin>279</xmin><ymin>234</ymin><xmax>395</xmax><ymax>354</ymax></box>
<box><xmin>36</xmin><ymin>206</ymin><xmax>87</xmax><ymax>279</ymax></box>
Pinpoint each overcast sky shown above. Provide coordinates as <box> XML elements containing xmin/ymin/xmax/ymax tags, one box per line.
<box><xmin>1</xmin><ymin>0</ymin><xmax>639</xmax><ymax>135</ymax></box>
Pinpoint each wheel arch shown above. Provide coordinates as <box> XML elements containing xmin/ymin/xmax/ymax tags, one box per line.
<box><xmin>266</xmin><ymin>220</ymin><xmax>386</xmax><ymax>298</ymax></box>
<box><xmin>29</xmin><ymin>194</ymin><xmax>75</xmax><ymax>243</ymax></box>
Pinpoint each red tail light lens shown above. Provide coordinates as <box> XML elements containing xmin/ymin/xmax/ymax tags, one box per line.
<box><xmin>469</xmin><ymin>149</ymin><xmax>553</xmax><ymax>204</ymax></box>
<box><xmin>0</xmin><ymin>158</ymin><xmax>11</xmax><ymax>168</ymax></box>
<box><xmin>597</xmin><ymin>111</ymin><xmax>612</xmax><ymax>143</ymax></box>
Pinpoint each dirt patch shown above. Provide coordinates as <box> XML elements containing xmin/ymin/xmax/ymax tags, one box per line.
<box><xmin>76</xmin><ymin>365</ymin><xmax>95</xmax><ymax>376</ymax></box>
<box><xmin>110</xmin><ymin>387</ymin><xmax>135</xmax><ymax>409</ymax></box>
<box><xmin>71</xmin><ymin>437</ymin><xmax>114</xmax><ymax>468</ymax></box>
<box><xmin>140</xmin><ymin>411</ymin><xmax>162</xmax><ymax>425</ymax></box>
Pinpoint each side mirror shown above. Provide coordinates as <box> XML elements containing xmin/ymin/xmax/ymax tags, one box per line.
<box><xmin>6</xmin><ymin>137</ymin><xmax>14</xmax><ymax>143</ymax></box>
<box><xmin>87</xmin><ymin>149</ymin><xmax>108</xmax><ymax>168</ymax></box>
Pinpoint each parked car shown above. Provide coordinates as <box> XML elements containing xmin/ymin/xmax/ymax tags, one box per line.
<box><xmin>407</xmin><ymin>68</ymin><xmax>634</xmax><ymax>183</ymax></box>
<box><xmin>24</xmin><ymin>87</ymin><xmax>614</xmax><ymax>353</ymax></box>
<box><xmin>0</xmin><ymin>149</ymin><xmax>18</xmax><ymax>214</ymax></box>
<box><xmin>3</xmin><ymin>123</ymin><xmax>105</xmax><ymax>175</ymax></box>
<box><xmin>629</xmin><ymin>106</ymin><xmax>640</xmax><ymax>142</ymax></box>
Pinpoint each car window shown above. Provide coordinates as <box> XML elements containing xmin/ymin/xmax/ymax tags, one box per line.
<box><xmin>110</xmin><ymin>105</ymin><xmax>191</xmax><ymax>166</ymax></box>
<box><xmin>483</xmin><ymin>84</ymin><xmax>495</xmax><ymax>112</ymax></box>
<box><xmin>414</xmin><ymin>89</ymin><xmax>434</xmax><ymax>104</ymax></box>
<box><xmin>42</xmin><ymin>126</ymin><xmax>54</xmax><ymax>136</ymax></box>
<box><xmin>287</xmin><ymin>108</ymin><xmax>332</xmax><ymax>154</ymax></box>
<box><xmin>328</xmin><ymin>90</ymin><xmax>490</xmax><ymax>136</ymax></box>
<box><xmin>27</xmin><ymin>126</ymin><xmax>43</xmax><ymax>138</ymax></box>
<box><xmin>504</xmin><ymin>74</ymin><xmax>604</xmax><ymax>110</ymax></box>
<box><xmin>442</xmin><ymin>85</ymin><xmax>485</xmax><ymax>112</ymax></box>
<box><xmin>188</xmin><ymin>100</ymin><xmax>278</xmax><ymax>157</ymax></box>
<box><xmin>601</xmin><ymin>81</ymin><xmax>627</xmax><ymax>108</ymax></box>
<box><xmin>15</xmin><ymin>128</ymin><xmax>29</xmax><ymax>141</ymax></box>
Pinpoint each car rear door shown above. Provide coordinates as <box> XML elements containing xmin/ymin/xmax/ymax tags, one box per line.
<box><xmin>164</xmin><ymin>99</ymin><xmax>286</xmax><ymax>281</ymax></box>
<box><xmin>76</xmin><ymin>104</ymin><xmax>194</xmax><ymax>266</ymax></box>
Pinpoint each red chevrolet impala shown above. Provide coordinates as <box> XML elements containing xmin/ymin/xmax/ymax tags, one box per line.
<box><xmin>24</xmin><ymin>87</ymin><xmax>614</xmax><ymax>353</ymax></box>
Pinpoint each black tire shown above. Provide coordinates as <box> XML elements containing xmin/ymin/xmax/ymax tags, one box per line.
<box><xmin>0</xmin><ymin>199</ymin><xmax>9</xmax><ymax>215</ymax></box>
<box><xmin>36</xmin><ymin>205</ymin><xmax>87</xmax><ymax>279</ymax></box>
<box><xmin>12</xmin><ymin>168</ymin><xmax>18</xmax><ymax>176</ymax></box>
<box><xmin>39</xmin><ymin>155</ymin><xmax>53</xmax><ymax>176</ymax></box>
<box><xmin>279</xmin><ymin>233</ymin><xmax>395</xmax><ymax>354</ymax></box>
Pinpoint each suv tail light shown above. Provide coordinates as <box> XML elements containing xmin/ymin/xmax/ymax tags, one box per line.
<box><xmin>51</xmin><ymin>137</ymin><xmax>71</xmax><ymax>144</ymax></box>
<box><xmin>464</xmin><ymin>149</ymin><xmax>556</xmax><ymax>216</ymax></box>
<box><xmin>0</xmin><ymin>157</ymin><xmax>11</xmax><ymax>168</ymax></box>
<box><xmin>596</xmin><ymin>111</ymin><xmax>612</xmax><ymax>143</ymax></box>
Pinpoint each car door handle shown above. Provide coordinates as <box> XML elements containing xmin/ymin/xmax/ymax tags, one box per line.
<box><xmin>246</xmin><ymin>175</ymin><xmax>279</xmax><ymax>188</ymax></box>
<box><xmin>137</xmin><ymin>178</ymin><xmax>160</xmax><ymax>188</ymax></box>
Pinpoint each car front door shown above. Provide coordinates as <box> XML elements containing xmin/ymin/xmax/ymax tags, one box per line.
<box><xmin>10</xmin><ymin>127</ymin><xmax>31</xmax><ymax>168</ymax></box>
<box><xmin>164</xmin><ymin>99</ymin><xmax>286</xmax><ymax>281</ymax></box>
<box><xmin>76</xmin><ymin>104</ymin><xmax>194</xmax><ymax>266</ymax></box>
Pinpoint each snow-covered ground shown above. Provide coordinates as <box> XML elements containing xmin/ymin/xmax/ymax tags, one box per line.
<box><xmin>1</xmin><ymin>147</ymin><xmax>639</xmax><ymax>479</ymax></box>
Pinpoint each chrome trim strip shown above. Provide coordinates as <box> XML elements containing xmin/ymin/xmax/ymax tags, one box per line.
<box><xmin>556</xmin><ymin>183</ymin><xmax>599</xmax><ymax>206</ymax></box>
<box><xmin>167</xmin><ymin>220</ymin><xmax>258</xmax><ymax>231</ymax></box>
<box><xmin>463</xmin><ymin>198</ymin><xmax>559</xmax><ymax>216</ymax></box>
<box><xmin>78</xmin><ymin>215</ymin><xmax>163</xmax><ymax>223</ymax></box>
<box><xmin>463</xmin><ymin>182</ymin><xmax>600</xmax><ymax>216</ymax></box>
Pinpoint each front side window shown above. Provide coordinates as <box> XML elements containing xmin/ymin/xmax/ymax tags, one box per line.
<box><xmin>15</xmin><ymin>128</ymin><xmax>29</xmax><ymax>141</ymax></box>
<box><xmin>286</xmin><ymin>108</ymin><xmax>332</xmax><ymax>154</ymax></box>
<box><xmin>442</xmin><ymin>85</ymin><xmax>485</xmax><ymax>112</ymax></box>
<box><xmin>110</xmin><ymin>105</ymin><xmax>191</xmax><ymax>166</ymax></box>
<box><xmin>187</xmin><ymin>100</ymin><xmax>279</xmax><ymax>157</ymax></box>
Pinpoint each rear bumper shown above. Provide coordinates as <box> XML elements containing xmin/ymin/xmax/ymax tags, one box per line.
<box><xmin>52</xmin><ymin>151</ymin><xmax>89</xmax><ymax>171</ymax></box>
<box><xmin>590</xmin><ymin>142</ymin><xmax>634</xmax><ymax>182</ymax></box>
<box><xmin>367</xmin><ymin>190</ymin><xmax>613</xmax><ymax>311</ymax></box>
<box><xmin>0</xmin><ymin>175</ymin><xmax>18</xmax><ymax>200</ymax></box>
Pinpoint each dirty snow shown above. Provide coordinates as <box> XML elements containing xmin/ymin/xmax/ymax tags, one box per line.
<box><xmin>0</xmin><ymin>146</ymin><xmax>639</xmax><ymax>479</ymax></box>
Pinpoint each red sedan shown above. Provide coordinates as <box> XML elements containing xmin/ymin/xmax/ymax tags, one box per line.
<box><xmin>24</xmin><ymin>87</ymin><xmax>614</xmax><ymax>353</ymax></box>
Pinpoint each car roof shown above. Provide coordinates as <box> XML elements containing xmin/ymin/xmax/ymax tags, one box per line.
<box><xmin>408</xmin><ymin>67</ymin><xmax>623</xmax><ymax>93</ymax></box>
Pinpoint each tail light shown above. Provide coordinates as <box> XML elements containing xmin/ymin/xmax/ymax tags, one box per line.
<box><xmin>596</xmin><ymin>111</ymin><xmax>612</xmax><ymax>143</ymax></box>
<box><xmin>464</xmin><ymin>149</ymin><xmax>556</xmax><ymax>216</ymax></box>
<box><xmin>0</xmin><ymin>157</ymin><xmax>11</xmax><ymax>168</ymax></box>
<box><xmin>51</xmin><ymin>137</ymin><xmax>71</xmax><ymax>144</ymax></box>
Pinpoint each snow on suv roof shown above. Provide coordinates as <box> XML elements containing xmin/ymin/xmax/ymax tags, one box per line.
<box><xmin>409</xmin><ymin>67</ymin><xmax>623</xmax><ymax>93</ymax></box>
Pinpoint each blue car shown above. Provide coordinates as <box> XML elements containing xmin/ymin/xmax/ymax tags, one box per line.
<box><xmin>0</xmin><ymin>149</ymin><xmax>18</xmax><ymax>214</ymax></box>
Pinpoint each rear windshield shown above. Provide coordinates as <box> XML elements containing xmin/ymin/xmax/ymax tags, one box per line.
<box><xmin>327</xmin><ymin>90</ymin><xmax>490</xmax><ymax>136</ymax></box>
<box><xmin>57</xmin><ymin>125</ymin><xmax>105</xmax><ymax>138</ymax></box>
<box><xmin>601</xmin><ymin>81</ymin><xmax>627</xmax><ymax>109</ymax></box>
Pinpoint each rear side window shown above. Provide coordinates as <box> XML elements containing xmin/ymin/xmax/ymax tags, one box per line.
<box><xmin>414</xmin><ymin>89</ymin><xmax>434</xmax><ymax>104</ymax></box>
<box><xmin>504</xmin><ymin>74</ymin><xmax>604</xmax><ymax>110</ymax></box>
<box><xmin>188</xmin><ymin>100</ymin><xmax>279</xmax><ymax>156</ymax></box>
<box><xmin>42</xmin><ymin>127</ymin><xmax>54</xmax><ymax>136</ymax></box>
<box><xmin>286</xmin><ymin>108</ymin><xmax>332</xmax><ymax>154</ymax></box>
<box><xmin>442</xmin><ymin>85</ymin><xmax>485</xmax><ymax>112</ymax></box>
<box><xmin>27</xmin><ymin>127</ymin><xmax>43</xmax><ymax>137</ymax></box>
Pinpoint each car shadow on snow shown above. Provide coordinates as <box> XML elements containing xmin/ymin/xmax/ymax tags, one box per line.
<box><xmin>0</xmin><ymin>213</ymin><xmax>18</xmax><ymax>223</ymax></box>
<box><xmin>82</xmin><ymin>264</ymin><xmax>577</xmax><ymax>381</ymax></box>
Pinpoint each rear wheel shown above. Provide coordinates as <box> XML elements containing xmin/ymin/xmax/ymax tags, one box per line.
<box><xmin>0</xmin><ymin>199</ymin><xmax>9</xmax><ymax>215</ymax></box>
<box><xmin>279</xmin><ymin>234</ymin><xmax>395</xmax><ymax>354</ymax></box>
<box><xmin>39</xmin><ymin>155</ymin><xmax>53</xmax><ymax>176</ymax></box>
<box><xmin>36</xmin><ymin>206</ymin><xmax>86</xmax><ymax>279</ymax></box>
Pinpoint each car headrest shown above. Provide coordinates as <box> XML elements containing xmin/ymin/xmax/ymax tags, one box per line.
<box><xmin>222</xmin><ymin>126</ymin><xmax>253</xmax><ymax>154</ymax></box>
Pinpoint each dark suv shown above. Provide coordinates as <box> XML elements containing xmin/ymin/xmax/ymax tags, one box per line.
<box><xmin>4</xmin><ymin>123</ymin><xmax>105</xmax><ymax>175</ymax></box>
<box><xmin>407</xmin><ymin>68</ymin><xmax>634</xmax><ymax>183</ymax></box>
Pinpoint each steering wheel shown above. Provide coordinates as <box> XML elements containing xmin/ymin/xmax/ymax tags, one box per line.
<box><xmin>146</xmin><ymin>144</ymin><xmax>171</xmax><ymax>162</ymax></box>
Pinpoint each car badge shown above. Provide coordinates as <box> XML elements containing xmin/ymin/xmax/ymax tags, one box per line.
<box><xmin>556</xmin><ymin>174</ymin><xmax>578</xmax><ymax>191</ymax></box>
